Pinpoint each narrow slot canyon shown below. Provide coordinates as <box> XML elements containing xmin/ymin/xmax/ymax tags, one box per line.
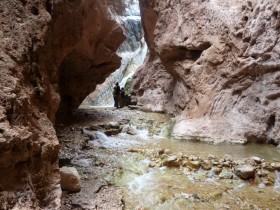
<box><xmin>1</xmin><ymin>0</ymin><xmax>280</xmax><ymax>209</ymax></box>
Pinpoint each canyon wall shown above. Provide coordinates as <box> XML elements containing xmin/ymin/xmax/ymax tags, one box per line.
<box><xmin>133</xmin><ymin>0</ymin><xmax>280</xmax><ymax>144</ymax></box>
<box><xmin>0</xmin><ymin>0</ymin><xmax>124</xmax><ymax>209</ymax></box>
<box><xmin>81</xmin><ymin>0</ymin><xmax>147</xmax><ymax>107</ymax></box>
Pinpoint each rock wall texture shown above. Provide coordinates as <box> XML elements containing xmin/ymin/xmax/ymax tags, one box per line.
<box><xmin>81</xmin><ymin>0</ymin><xmax>147</xmax><ymax>107</ymax></box>
<box><xmin>0</xmin><ymin>0</ymin><xmax>124</xmax><ymax>209</ymax></box>
<box><xmin>133</xmin><ymin>0</ymin><xmax>280</xmax><ymax>144</ymax></box>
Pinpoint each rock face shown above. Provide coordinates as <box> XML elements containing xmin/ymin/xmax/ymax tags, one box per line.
<box><xmin>81</xmin><ymin>0</ymin><xmax>147</xmax><ymax>107</ymax></box>
<box><xmin>133</xmin><ymin>0</ymin><xmax>280</xmax><ymax>144</ymax></box>
<box><xmin>0</xmin><ymin>0</ymin><xmax>124</xmax><ymax>209</ymax></box>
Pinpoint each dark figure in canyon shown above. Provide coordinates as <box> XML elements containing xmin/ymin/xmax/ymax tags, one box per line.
<box><xmin>113</xmin><ymin>82</ymin><xmax>121</xmax><ymax>108</ymax></box>
<box><xmin>120</xmin><ymin>87</ymin><xmax>126</xmax><ymax>107</ymax></box>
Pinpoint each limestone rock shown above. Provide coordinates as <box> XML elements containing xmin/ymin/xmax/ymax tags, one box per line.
<box><xmin>188</xmin><ymin>160</ymin><xmax>201</xmax><ymax>170</ymax></box>
<box><xmin>201</xmin><ymin>160</ymin><xmax>212</xmax><ymax>170</ymax></box>
<box><xmin>234</xmin><ymin>165</ymin><xmax>255</xmax><ymax>179</ymax></box>
<box><xmin>162</xmin><ymin>155</ymin><xmax>180</xmax><ymax>167</ymax></box>
<box><xmin>251</xmin><ymin>156</ymin><xmax>262</xmax><ymax>164</ymax></box>
<box><xmin>213</xmin><ymin>167</ymin><xmax>223</xmax><ymax>175</ymax></box>
<box><xmin>133</xmin><ymin>0</ymin><xmax>280</xmax><ymax>145</ymax></box>
<box><xmin>60</xmin><ymin>167</ymin><xmax>81</xmax><ymax>193</ymax></box>
<box><xmin>271</xmin><ymin>162</ymin><xmax>280</xmax><ymax>170</ymax></box>
<box><xmin>0</xmin><ymin>0</ymin><xmax>126</xmax><ymax>208</ymax></box>
<box><xmin>219</xmin><ymin>169</ymin><xmax>234</xmax><ymax>179</ymax></box>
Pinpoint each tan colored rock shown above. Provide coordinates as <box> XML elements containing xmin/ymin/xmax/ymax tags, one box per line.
<box><xmin>0</xmin><ymin>0</ymin><xmax>125</xmax><ymax>208</ymax></box>
<box><xmin>219</xmin><ymin>169</ymin><xmax>234</xmax><ymax>179</ymax></box>
<box><xmin>234</xmin><ymin>165</ymin><xmax>255</xmax><ymax>179</ymax></box>
<box><xmin>188</xmin><ymin>160</ymin><xmax>201</xmax><ymax>170</ymax></box>
<box><xmin>134</xmin><ymin>0</ymin><xmax>280</xmax><ymax>144</ymax></box>
<box><xmin>270</xmin><ymin>162</ymin><xmax>280</xmax><ymax>170</ymax></box>
<box><xmin>213</xmin><ymin>167</ymin><xmax>223</xmax><ymax>175</ymax></box>
<box><xmin>162</xmin><ymin>155</ymin><xmax>180</xmax><ymax>168</ymax></box>
<box><xmin>251</xmin><ymin>156</ymin><xmax>262</xmax><ymax>164</ymax></box>
<box><xmin>60</xmin><ymin>167</ymin><xmax>81</xmax><ymax>193</ymax></box>
<box><xmin>201</xmin><ymin>160</ymin><xmax>212</xmax><ymax>170</ymax></box>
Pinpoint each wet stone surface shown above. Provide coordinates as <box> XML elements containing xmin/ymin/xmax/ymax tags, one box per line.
<box><xmin>57</xmin><ymin>107</ymin><xmax>172</xmax><ymax>209</ymax></box>
<box><xmin>57</xmin><ymin>107</ymin><xmax>280</xmax><ymax>210</ymax></box>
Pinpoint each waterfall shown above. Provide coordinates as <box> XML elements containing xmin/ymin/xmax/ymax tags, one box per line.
<box><xmin>80</xmin><ymin>0</ymin><xmax>147</xmax><ymax>108</ymax></box>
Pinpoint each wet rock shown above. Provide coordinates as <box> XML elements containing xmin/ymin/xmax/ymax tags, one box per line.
<box><xmin>158</xmin><ymin>149</ymin><xmax>165</xmax><ymax>155</ymax></box>
<box><xmin>189</xmin><ymin>156</ymin><xmax>199</xmax><ymax>161</ymax></box>
<box><xmin>263</xmin><ymin>179</ymin><xmax>274</xmax><ymax>186</ymax></box>
<box><xmin>219</xmin><ymin>169</ymin><xmax>233</xmax><ymax>179</ymax></box>
<box><xmin>60</xmin><ymin>167</ymin><xmax>81</xmax><ymax>193</ymax></box>
<box><xmin>108</xmin><ymin>122</ymin><xmax>120</xmax><ymax>129</ymax></box>
<box><xmin>122</xmin><ymin>124</ymin><xmax>138</xmax><ymax>135</ymax></box>
<box><xmin>262</xmin><ymin>162</ymin><xmax>275</xmax><ymax>172</ymax></box>
<box><xmin>104</xmin><ymin>129</ymin><xmax>120</xmax><ymax>136</ymax></box>
<box><xmin>148</xmin><ymin>161</ymin><xmax>156</xmax><ymax>168</ymax></box>
<box><xmin>160</xmin><ymin>154</ymin><xmax>168</xmax><ymax>159</ymax></box>
<box><xmin>251</xmin><ymin>156</ymin><xmax>262</xmax><ymax>164</ymax></box>
<box><xmin>235</xmin><ymin>160</ymin><xmax>246</xmax><ymax>165</ymax></box>
<box><xmin>207</xmin><ymin>154</ymin><xmax>216</xmax><ymax>160</ymax></box>
<box><xmin>201</xmin><ymin>160</ymin><xmax>212</xmax><ymax>170</ymax></box>
<box><xmin>234</xmin><ymin>165</ymin><xmax>255</xmax><ymax>179</ymax></box>
<box><xmin>213</xmin><ymin>167</ymin><xmax>223</xmax><ymax>175</ymax></box>
<box><xmin>222</xmin><ymin>161</ymin><xmax>231</xmax><ymax>167</ymax></box>
<box><xmin>188</xmin><ymin>160</ymin><xmax>201</xmax><ymax>170</ymax></box>
<box><xmin>223</xmin><ymin>154</ymin><xmax>233</xmax><ymax>162</ymax></box>
<box><xmin>257</xmin><ymin>169</ymin><xmax>269</xmax><ymax>177</ymax></box>
<box><xmin>162</xmin><ymin>155</ymin><xmax>180</xmax><ymax>167</ymax></box>
<box><xmin>181</xmin><ymin>160</ymin><xmax>188</xmax><ymax>167</ymax></box>
<box><xmin>212</xmin><ymin>161</ymin><xmax>220</xmax><ymax>166</ymax></box>
<box><xmin>271</xmin><ymin>162</ymin><xmax>280</xmax><ymax>170</ymax></box>
<box><xmin>82</xmin><ymin>128</ymin><xmax>98</xmax><ymax>140</ymax></box>
<box><xmin>244</xmin><ymin>158</ymin><xmax>257</xmax><ymax>166</ymax></box>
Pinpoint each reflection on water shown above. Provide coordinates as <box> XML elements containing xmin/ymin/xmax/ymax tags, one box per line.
<box><xmin>113</xmin><ymin>136</ymin><xmax>280</xmax><ymax>209</ymax></box>
<box><xmin>147</xmin><ymin>138</ymin><xmax>280</xmax><ymax>161</ymax></box>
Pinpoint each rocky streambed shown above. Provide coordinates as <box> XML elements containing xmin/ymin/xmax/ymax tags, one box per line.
<box><xmin>57</xmin><ymin>107</ymin><xmax>280</xmax><ymax>210</ymax></box>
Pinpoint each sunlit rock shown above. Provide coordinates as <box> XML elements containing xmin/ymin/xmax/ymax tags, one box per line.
<box><xmin>133</xmin><ymin>0</ymin><xmax>280</xmax><ymax>145</ymax></box>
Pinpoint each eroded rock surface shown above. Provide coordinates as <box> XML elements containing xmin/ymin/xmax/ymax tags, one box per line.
<box><xmin>133</xmin><ymin>0</ymin><xmax>280</xmax><ymax>144</ymax></box>
<box><xmin>0</xmin><ymin>0</ymin><xmax>124</xmax><ymax>208</ymax></box>
<box><xmin>81</xmin><ymin>0</ymin><xmax>147</xmax><ymax>107</ymax></box>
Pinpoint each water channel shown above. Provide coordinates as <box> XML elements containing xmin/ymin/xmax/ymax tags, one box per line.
<box><xmin>60</xmin><ymin>107</ymin><xmax>280</xmax><ymax>210</ymax></box>
<box><xmin>114</xmin><ymin>135</ymin><xmax>280</xmax><ymax>209</ymax></box>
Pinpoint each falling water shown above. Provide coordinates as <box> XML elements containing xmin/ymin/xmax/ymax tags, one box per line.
<box><xmin>275</xmin><ymin>170</ymin><xmax>280</xmax><ymax>193</ymax></box>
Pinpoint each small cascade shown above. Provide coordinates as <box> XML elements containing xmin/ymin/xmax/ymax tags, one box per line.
<box><xmin>128</xmin><ymin>170</ymin><xmax>155</xmax><ymax>194</ymax></box>
<box><xmin>274</xmin><ymin>170</ymin><xmax>280</xmax><ymax>193</ymax></box>
<box><xmin>80</xmin><ymin>0</ymin><xmax>148</xmax><ymax>107</ymax></box>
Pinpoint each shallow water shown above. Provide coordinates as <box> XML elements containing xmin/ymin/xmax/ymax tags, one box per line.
<box><xmin>146</xmin><ymin>138</ymin><xmax>280</xmax><ymax>161</ymax></box>
<box><xmin>113</xmin><ymin>135</ymin><xmax>280</xmax><ymax>209</ymax></box>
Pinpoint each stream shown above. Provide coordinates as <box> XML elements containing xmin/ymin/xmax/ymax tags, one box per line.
<box><xmin>59</xmin><ymin>107</ymin><xmax>280</xmax><ymax>210</ymax></box>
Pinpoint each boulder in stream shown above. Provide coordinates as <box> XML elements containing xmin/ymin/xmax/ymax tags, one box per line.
<box><xmin>234</xmin><ymin>165</ymin><xmax>255</xmax><ymax>179</ymax></box>
<box><xmin>162</xmin><ymin>155</ymin><xmax>180</xmax><ymax>167</ymax></box>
